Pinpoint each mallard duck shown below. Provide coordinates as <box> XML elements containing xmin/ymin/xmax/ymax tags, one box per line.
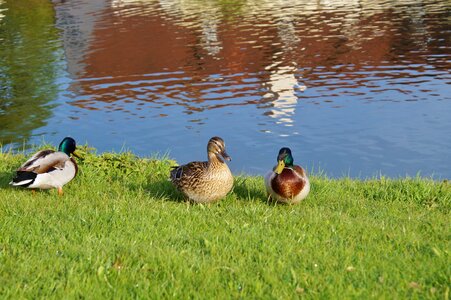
<box><xmin>10</xmin><ymin>137</ymin><xmax>80</xmax><ymax>196</ymax></box>
<box><xmin>170</xmin><ymin>136</ymin><xmax>233</xmax><ymax>203</ymax></box>
<box><xmin>265</xmin><ymin>147</ymin><xmax>310</xmax><ymax>204</ymax></box>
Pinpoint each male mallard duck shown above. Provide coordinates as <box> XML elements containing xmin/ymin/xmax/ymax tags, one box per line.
<box><xmin>265</xmin><ymin>147</ymin><xmax>310</xmax><ymax>204</ymax></box>
<box><xmin>170</xmin><ymin>136</ymin><xmax>233</xmax><ymax>203</ymax></box>
<box><xmin>10</xmin><ymin>137</ymin><xmax>80</xmax><ymax>196</ymax></box>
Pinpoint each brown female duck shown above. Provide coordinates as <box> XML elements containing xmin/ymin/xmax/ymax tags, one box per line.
<box><xmin>170</xmin><ymin>137</ymin><xmax>233</xmax><ymax>203</ymax></box>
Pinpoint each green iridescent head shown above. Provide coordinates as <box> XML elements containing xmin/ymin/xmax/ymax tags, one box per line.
<box><xmin>58</xmin><ymin>137</ymin><xmax>78</xmax><ymax>156</ymax></box>
<box><xmin>275</xmin><ymin>147</ymin><xmax>294</xmax><ymax>174</ymax></box>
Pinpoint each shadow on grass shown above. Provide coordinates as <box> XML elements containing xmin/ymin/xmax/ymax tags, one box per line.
<box><xmin>0</xmin><ymin>157</ymin><xmax>22</xmax><ymax>189</ymax></box>
<box><xmin>142</xmin><ymin>178</ymin><xmax>187</xmax><ymax>203</ymax></box>
<box><xmin>142</xmin><ymin>176</ymin><xmax>270</xmax><ymax>205</ymax></box>
<box><xmin>232</xmin><ymin>177</ymin><xmax>268</xmax><ymax>204</ymax></box>
<box><xmin>232</xmin><ymin>176</ymin><xmax>298</xmax><ymax>206</ymax></box>
<box><xmin>0</xmin><ymin>171</ymin><xmax>13</xmax><ymax>188</ymax></box>
<box><xmin>124</xmin><ymin>175</ymin><xmax>296</xmax><ymax>206</ymax></box>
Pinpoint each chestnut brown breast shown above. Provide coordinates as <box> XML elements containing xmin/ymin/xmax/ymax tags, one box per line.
<box><xmin>271</xmin><ymin>168</ymin><xmax>305</xmax><ymax>199</ymax></box>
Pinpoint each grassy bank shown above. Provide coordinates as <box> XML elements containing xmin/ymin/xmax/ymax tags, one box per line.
<box><xmin>0</xmin><ymin>147</ymin><xmax>449</xmax><ymax>299</ymax></box>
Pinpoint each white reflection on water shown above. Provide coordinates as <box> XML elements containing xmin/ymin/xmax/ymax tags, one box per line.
<box><xmin>264</xmin><ymin>65</ymin><xmax>306</xmax><ymax>128</ymax></box>
<box><xmin>0</xmin><ymin>0</ymin><xmax>6</xmax><ymax>24</ymax></box>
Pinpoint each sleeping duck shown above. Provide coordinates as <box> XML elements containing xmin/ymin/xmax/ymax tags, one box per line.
<box><xmin>170</xmin><ymin>136</ymin><xmax>233</xmax><ymax>203</ymax></box>
<box><xmin>10</xmin><ymin>137</ymin><xmax>80</xmax><ymax>195</ymax></box>
<box><xmin>265</xmin><ymin>147</ymin><xmax>310</xmax><ymax>204</ymax></box>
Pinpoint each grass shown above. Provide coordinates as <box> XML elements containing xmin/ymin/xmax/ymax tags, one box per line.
<box><xmin>0</xmin><ymin>145</ymin><xmax>449</xmax><ymax>299</ymax></box>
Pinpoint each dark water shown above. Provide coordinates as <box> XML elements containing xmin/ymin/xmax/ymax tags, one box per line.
<box><xmin>0</xmin><ymin>0</ymin><xmax>450</xmax><ymax>178</ymax></box>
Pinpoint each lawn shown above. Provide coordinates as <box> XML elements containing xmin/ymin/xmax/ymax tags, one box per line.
<box><xmin>0</xmin><ymin>146</ymin><xmax>449</xmax><ymax>299</ymax></box>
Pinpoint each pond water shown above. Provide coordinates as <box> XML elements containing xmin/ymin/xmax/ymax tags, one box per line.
<box><xmin>0</xmin><ymin>0</ymin><xmax>450</xmax><ymax>178</ymax></box>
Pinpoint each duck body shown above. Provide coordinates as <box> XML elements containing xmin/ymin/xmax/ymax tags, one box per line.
<box><xmin>265</xmin><ymin>147</ymin><xmax>310</xmax><ymax>204</ymax></box>
<box><xmin>265</xmin><ymin>165</ymin><xmax>310</xmax><ymax>204</ymax></box>
<box><xmin>10</xmin><ymin>137</ymin><xmax>79</xmax><ymax>195</ymax></box>
<box><xmin>170</xmin><ymin>137</ymin><xmax>233</xmax><ymax>203</ymax></box>
<box><xmin>171</xmin><ymin>160</ymin><xmax>233</xmax><ymax>203</ymax></box>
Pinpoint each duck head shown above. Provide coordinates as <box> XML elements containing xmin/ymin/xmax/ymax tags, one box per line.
<box><xmin>58</xmin><ymin>137</ymin><xmax>80</xmax><ymax>158</ymax></box>
<box><xmin>275</xmin><ymin>147</ymin><xmax>294</xmax><ymax>174</ymax></box>
<box><xmin>207</xmin><ymin>136</ymin><xmax>231</xmax><ymax>162</ymax></box>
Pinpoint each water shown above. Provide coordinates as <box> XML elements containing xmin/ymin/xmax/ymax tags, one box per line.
<box><xmin>0</xmin><ymin>0</ymin><xmax>450</xmax><ymax>178</ymax></box>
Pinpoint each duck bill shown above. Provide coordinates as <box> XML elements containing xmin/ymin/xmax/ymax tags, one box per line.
<box><xmin>72</xmin><ymin>150</ymin><xmax>82</xmax><ymax>159</ymax></box>
<box><xmin>275</xmin><ymin>160</ymin><xmax>285</xmax><ymax>174</ymax></box>
<box><xmin>221</xmin><ymin>150</ymin><xmax>231</xmax><ymax>161</ymax></box>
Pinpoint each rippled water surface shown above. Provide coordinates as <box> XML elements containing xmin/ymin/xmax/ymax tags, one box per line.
<box><xmin>0</xmin><ymin>0</ymin><xmax>450</xmax><ymax>177</ymax></box>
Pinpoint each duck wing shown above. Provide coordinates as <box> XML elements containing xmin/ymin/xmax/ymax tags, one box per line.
<box><xmin>170</xmin><ymin>161</ymin><xmax>208</xmax><ymax>182</ymax></box>
<box><xmin>18</xmin><ymin>150</ymin><xmax>69</xmax><ymax>174</ymax></box>
<box><xmin>293</xmin><ymin>165</ymin><xmax>307</xmax><ymax>178</ymax></box>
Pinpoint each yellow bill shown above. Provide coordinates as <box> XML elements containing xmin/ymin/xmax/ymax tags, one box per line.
<box><xmin>275</xmin><ymin>160</ymin><xmax>285</xmax><ymax>174</ymax></box>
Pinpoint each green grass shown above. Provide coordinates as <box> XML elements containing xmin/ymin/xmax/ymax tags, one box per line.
<box><xmin>0</xmin><ymin>146</ymin><xmax>449</xmax><ymax>299</ymax></box>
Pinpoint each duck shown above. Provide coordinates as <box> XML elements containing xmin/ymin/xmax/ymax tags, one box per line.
<box><xmin>170</xmin><ymin>136</ymin><xmax>233</xmax><ymax>203</ymax></box>
<box><xmin>10</xmin><ymin>137</ymin><xmax>80</xmax><ymax>196</ymax></box>
<box><xmin>265</xmin><ymin>147</ymin><xmax>310</xmax><ymax>204</ymax></box>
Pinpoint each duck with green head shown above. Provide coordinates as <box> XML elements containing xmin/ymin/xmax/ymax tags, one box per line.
<box><xmin>170</xmin><ymin>136</ymin><xmax>233</xmax><ymax>203</ymax></box>
<box><xmin>10</xmin><ymin>137</ymin><xmax>80</xmax><ymax>196</ymax></box>
<box><xmin>265</xmin><ymin>147</ymin><xmax>310</xmax><ymax>204</ymax></box>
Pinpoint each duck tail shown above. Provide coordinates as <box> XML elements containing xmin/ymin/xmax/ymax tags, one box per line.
<box><xmin>10</xmin><ymin>171</ymin><xmax>37</xmax><ymax>187</ymax></box>
<box><xmin>169</xmin><ymin>165</ymin><xmax>182</xmax><ymax>181</ymax></box>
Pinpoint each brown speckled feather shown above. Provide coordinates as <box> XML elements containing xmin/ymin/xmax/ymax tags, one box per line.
<box><xmin>169</xmin><ymin>137</ymin><xmax>233</xmax><ymax>203</ymax></box>
<box><xmin>271</xmin><ymin>167</ymin><xmax>306</xmax><ymax>199</ymax></box>
<box><xmin>169</xmin><ymin>158</ymin><xmax>233</xmax><ymax>203</ymax></box>
<box><xmin>170</xmin><ymin>161</ymin><xmax>208</xmax><ymax>189</ymax></box>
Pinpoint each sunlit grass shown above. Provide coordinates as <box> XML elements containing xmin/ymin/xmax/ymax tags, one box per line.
<box><xmin>0</xmin><ymin>147</ymin><xmax>449</xmax><ymax>298</ymax></box>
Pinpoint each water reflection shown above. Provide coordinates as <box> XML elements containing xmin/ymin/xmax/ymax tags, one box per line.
<box><xmin>53</xmin><ymin>0</ymin><xmax>450</xmax><ymax>117</ymax></box>
<box><xmin>0</xmin><ymin>0</ymin><xmax>61</xmax><ymax>148</ymax></box>
<box><xmin>0</xmin><ymin>1</ymin><xmax>6</xmax><ymax>23</ymax></box>
<box><xmin>1</xmin><ymin>0</ymin><xmax>450</xmax><ymax>177</ymax></box>
<box><xmin>263</xmin><ymin>65</ymin><xmax>304</xmax><ymax>128</ymax></box>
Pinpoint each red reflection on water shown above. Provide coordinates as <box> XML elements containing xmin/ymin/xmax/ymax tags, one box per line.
<box><xmin>54</xmin><ymin>0</ymin><xmax>450</xmax><ymax>117</ymax></box>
